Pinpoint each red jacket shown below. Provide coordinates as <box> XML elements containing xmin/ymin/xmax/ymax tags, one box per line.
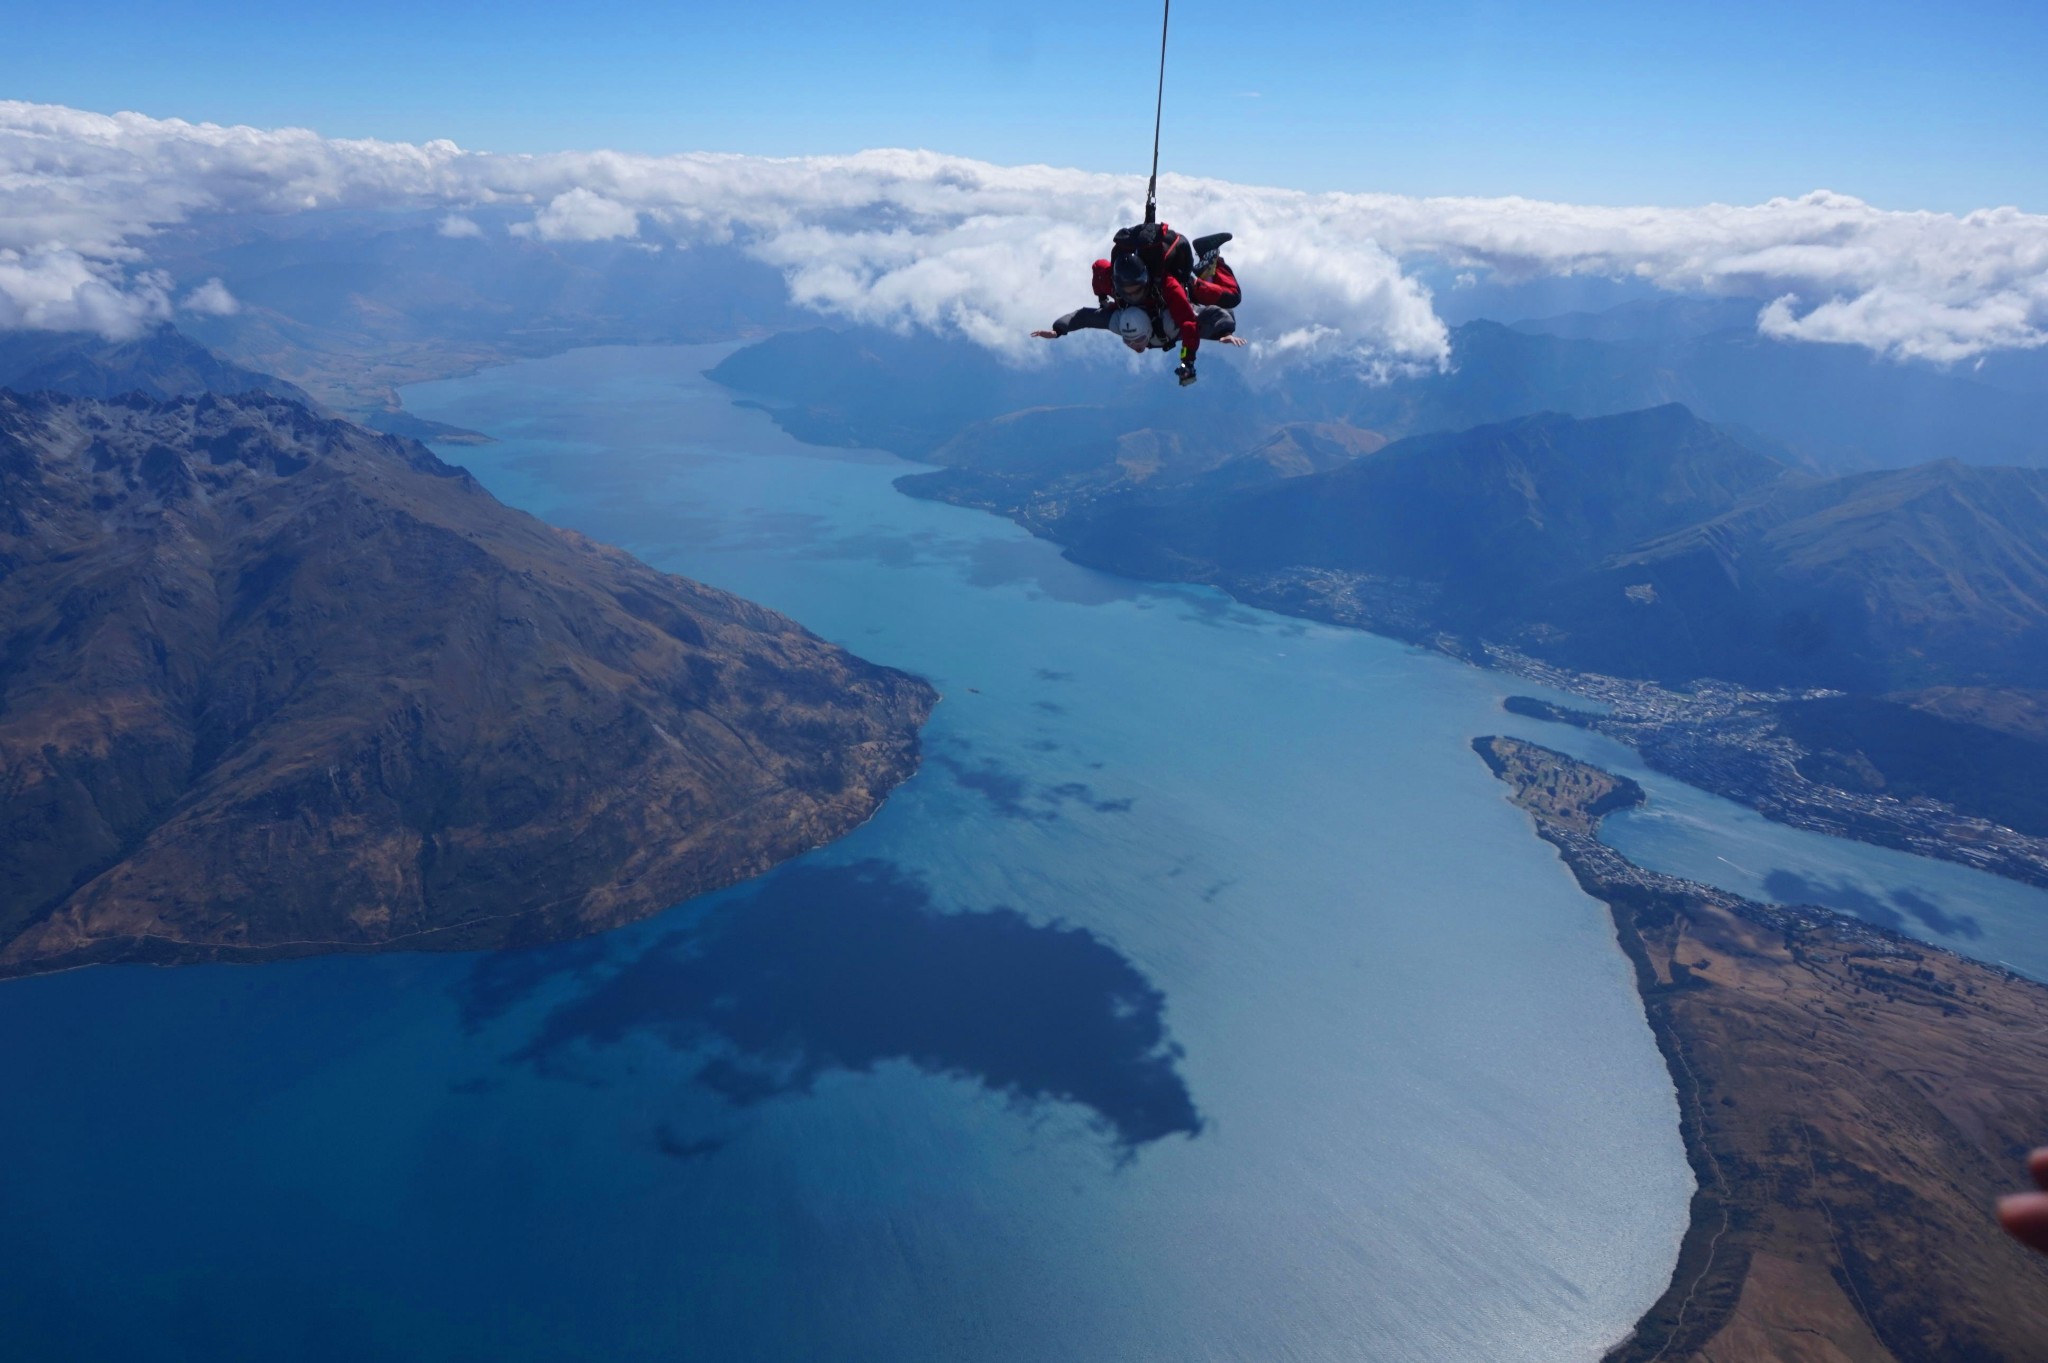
<box><xmin>1091</xmin><ymin>259</ymin><xmax>1205</xmax><ymax>356</ymax></box>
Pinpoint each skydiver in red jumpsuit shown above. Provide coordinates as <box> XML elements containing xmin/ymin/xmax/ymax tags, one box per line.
<box><xmin>1033</xmin><ymin>226</ymin><xmax>1243</xmax><ymax>385</ymax></box>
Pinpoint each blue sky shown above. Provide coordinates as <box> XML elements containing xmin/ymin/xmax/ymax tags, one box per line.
<box><xmin>6</xmin><ymin>0</ymin><xmax>2043</xmax><ymax>212</ymax></box>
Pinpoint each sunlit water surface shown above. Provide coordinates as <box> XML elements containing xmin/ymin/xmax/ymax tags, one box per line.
<box><xmin>6</xmin><ymin>343</ymin><xmax>2036</xmax><ymax>1361</ymax></box>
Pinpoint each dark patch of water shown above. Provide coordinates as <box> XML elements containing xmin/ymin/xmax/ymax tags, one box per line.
<box><xmin>1762</xmin><ymin>870</ymin><xmax>1983</xmax><ymax>940</ymax></box>
<box><xmin>1044</xmin><ymin>782</ymin><xmax>1134</xmax><ymax>814</ymax></box>
<box><xmin>456</xmin><ymin>936</ymin><xmax>609</xmax><ymax>1031</ymax></box>
<box><xmin>652</xmin><ymin>1126</ymin><xmax>728</xmax><ymax>1162</ymax></box>
<box><xmin>463</xmin><ymin>861</ymin><xmax>1200</xmax><ymax>1149</ymax></box>
<box><xmin>931</xmin><ymin>754</ymin><xmax>1133</xmax><ymax>821</ymax></box>
<box><xmin>1887</xmin><ymin>887</ymin><xmax>1982</xmax><ymax>939</ymax></box>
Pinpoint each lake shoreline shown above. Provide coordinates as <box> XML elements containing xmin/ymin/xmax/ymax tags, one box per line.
<box><xmin>1475</xmin><ymin>734</ymin><xmax>2048</xmax><ymax>1361</ymax></box>
<box><xmin>882</xmin><ymin>469</ymin><xmax>2048</xmax><ymax>899</ymax></box>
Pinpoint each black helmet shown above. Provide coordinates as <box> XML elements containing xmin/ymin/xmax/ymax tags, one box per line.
<box><xmin>1112</xmin><ymin>254</ymin><xmax>1149</xmax><ymax>296</ymax></box>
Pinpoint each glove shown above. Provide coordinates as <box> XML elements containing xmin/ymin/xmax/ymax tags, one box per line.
<box><xmin>1175</xmin><ymin>349</ymin><xmax>1197</xmax><ymax>386</ymax></box>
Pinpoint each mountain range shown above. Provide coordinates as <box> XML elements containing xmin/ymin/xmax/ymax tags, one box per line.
<box><xmin>715</xmin><ymin>313</ymin><xmax>2048</xmax><ymax>476</ymax></box>
<box><xmin>16</xmin><ymin>300</ymin><xmax>2048</xmax><ymax>933</ymax></box>
<box><xmin>0</xmin><ymin>324</ymin><xmax>314</xmax><ymax>406</ymax></box>
<box><xmin>907</xmin><ymin>401</ymin><xmax>2048</xmax><ymax>694</ymax></box>
<box><xmin>709</xmin><ymin>326</ymin><xmax>2048</xmax><ymax>858</ymax></box>
<box><xmin>1550</xmin><ymin>456</ymin><xmax>2048</xmax><ymax>689</ymax></box>
<box><xmin>0</xmin><ymin>385</ymin><xmax>933</xmax><ymax>978</ymax></box>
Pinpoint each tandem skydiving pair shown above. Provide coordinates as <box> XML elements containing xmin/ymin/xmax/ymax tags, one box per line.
<box><xmin>1032</xmin><ymin>222</ymin><xmax>1243</xmax><ymax>386</ymax></box>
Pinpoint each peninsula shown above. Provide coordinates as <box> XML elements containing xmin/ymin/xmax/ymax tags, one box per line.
<box><xmin>1475</xmin><ymin>735</ymin><xmax>2048</xmax><ymax>1361</ymax></box>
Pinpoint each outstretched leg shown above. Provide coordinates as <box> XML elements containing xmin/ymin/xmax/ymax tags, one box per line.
<box><xmin>1191</xmin><ymin>256</ymin><xmax>1242</xmax><ymax>309</ymax></box>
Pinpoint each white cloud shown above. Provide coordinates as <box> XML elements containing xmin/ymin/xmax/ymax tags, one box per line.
<box><xmin>0</xmin><ymin>100</ymin><xmax>2043</xmax><ymax>365</ymax></box>
<box><xmin>0</xmin><ymin>248</ymin><xmax>170</xmax><ymax>338</ymax></box>
<box><xmin>179</xmin><ymin>276</ymin><xmax>239</xmax><ymax>316</ymax></box>
<box><xmin>516</xmin><ymin>188</ymin><xmax>640</xmax><ymax>242</ymax></box>
<box><xmin>438</xmin><ymin>213</ymin><xmax>484</xmax><ymax>239</ymax></box>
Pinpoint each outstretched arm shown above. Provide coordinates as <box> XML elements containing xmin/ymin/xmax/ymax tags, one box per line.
<box><xmin>1034</xmin><ymin>305</ymin><xmax>1115</xmax><ymax>340</ymax></box>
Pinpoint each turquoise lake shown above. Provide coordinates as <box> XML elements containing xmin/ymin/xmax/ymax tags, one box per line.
<box><xmin>5</xmin><ymin>343</ymin><xmax>2042</xmax><ymax>1361</ymax></box>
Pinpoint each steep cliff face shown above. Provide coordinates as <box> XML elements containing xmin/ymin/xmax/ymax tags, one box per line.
<box><xmin>0</xmin><ymin>390</ymin><xmax>936</xmax><ymax>977</ymax></box>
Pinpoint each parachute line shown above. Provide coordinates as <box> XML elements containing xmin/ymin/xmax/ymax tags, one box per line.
<box><xmin>1146</xmin><ymin>0</ymin><xmax>1170</xmax><ymax>224</ymax></box>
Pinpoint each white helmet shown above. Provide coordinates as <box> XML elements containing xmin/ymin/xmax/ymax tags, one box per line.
<box><xmin>1111</xmin><ymin>306</ymin><xmax>1155</xmax><ymax>348</ymax></box>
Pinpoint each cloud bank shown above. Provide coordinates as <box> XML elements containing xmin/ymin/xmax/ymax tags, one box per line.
<box><xmin>1</xmin><ymin>100</ymin><xmax>2044</xmax><ymax>365</ymax></box>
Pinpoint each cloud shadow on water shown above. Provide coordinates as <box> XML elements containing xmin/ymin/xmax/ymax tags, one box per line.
<box><xmin>1884</xmin><ymin>886</ymin><xmax>1983</xmax><ymax>940</ymax></box>
<box><xmin>481</xmin><ymin>860</ymin><xmax>1201</xmax><ymax>1150</ymax></box>
<box><xmin>1761</xmin><ymin>870</ymin><xmax>1982</xmax><ymax>940</ymax></box>
<box><xmin>653</xmin><ymin>1125</ymin><xmax>728</xmax><ymax>1162</ymax></box>
<box><xmin>1045</xmin><ymin>782</ymin><xmax>1135</xmax><ymax>814</ymax></box>
<box><xmin>457</xmin><ymin>936</ymin><xmax>609</xmax><ymax>1031</ymax></box>
<box><xmin>930</xmin><ymin>753</ymin><xmax>1134</xmax><ymax>821</ymax></box>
